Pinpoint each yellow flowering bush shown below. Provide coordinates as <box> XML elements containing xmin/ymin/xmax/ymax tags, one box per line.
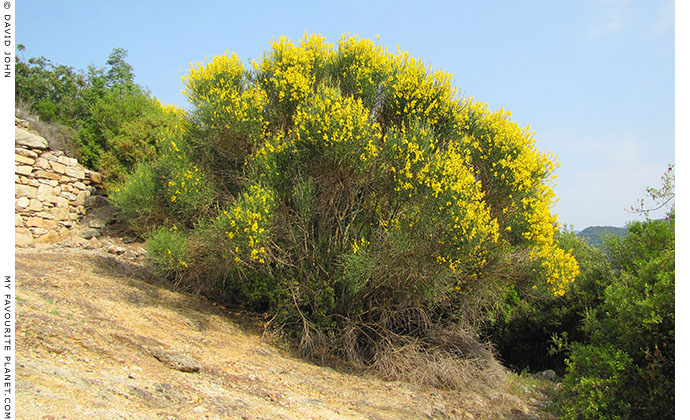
<box><xmin>116</xmin><ymin>34</ymin><xmax>579</xmax><ymax>383</ymax></box>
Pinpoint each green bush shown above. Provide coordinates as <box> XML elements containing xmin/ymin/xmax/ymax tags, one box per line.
<box><xmin>561</xmin><ymin>343</ymin><xmax>632</xmax><ymax>420</ymax></box>
<box><xmin>146</xmin><ymin>227</ymin><xmax>191</xmax><ymax>280</ymax></box>
<box><xmin>109</xmin><ymin>163</ymin><xmax>162</xmax><ymax>234</ymax></box>
<box><xmin>110</xmin><ymin>134</ymin><xmax>216</xmax><ymax>235</ymax></box>
<box><xmin>557</xmin><ymin>179</ymin><xmax>674</xmax><ymax>420</ymax></box>
<box><xmin>117</xmin><ymin>34</ymin><xmax>579</xmax><ymax>389</ymax></box>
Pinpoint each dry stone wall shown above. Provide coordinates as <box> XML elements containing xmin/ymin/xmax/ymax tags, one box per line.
<box><xmin>14</xmin><ymin>118</ymin><xmax>104</xmax><ymax>246</ymax></box>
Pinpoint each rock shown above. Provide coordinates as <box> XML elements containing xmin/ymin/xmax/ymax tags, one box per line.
<box><xmin>84</xmin><ymin>237</ymin><xmax>101</xmax><ymax>250</ymax></box>
<box><xmin>15</xmin><ymin>196</ymin><xmax>29</xmax><ymax>209</ymax></box>
<box><xmin>27</xmin><ymin>217</ymin><xmax>57</xmax><ymax>230</ymax></box>
<box><xmin>15</xmin><ymin>154</ymin><xmax>35</xmax><ymax>165</ymax></box>
<box><xmin>149</xmin><ymin>348</ymin><xmax>201</xmax><ymax>373</ymax></box>
<box><xmin>88</xmin><ymin>171</ymin><xmax>103</xmax><ymax>184</ymax></box>
<box><xmin>75</xmin><ymin>191</ymin><xmax>88</xmax><ymax>206</ymax></box>
<box><xmin>70</xmin><ymin>236</ymin><xmax>88</xmax><ymax>247</ymax></box>
<box><xmin>89</xmin><ymin>219</ymin><xmax>107</xmax><ymax>229</ymax></box>
<box><xmin>65</xmin><ymin>166</ymin><xmax>85</xmax><ymax>179</ymax></box>
<box><xmin>58</xmin><ymin>155</ymin><xmax>77</xmax><ymax>166</ymax></box>
<box><xmin>35</xmin><ymin>230</ymin><xmax>60</xmax><ymax>244</ymax></box>
<box><xmin>106</xmin><ymin>245</ymin><xmax>126</xmax><ymax>255</ymax></box>
<box><xmin>15</xmin><ymin>148</ymin><xmax>38</xmax><ymax>158</ymax></box>
<box><xmin>49</xmin><ymin>161</ymin><xmax>66</xmax><ymax>174</ymax></box>
<box><xmin>35</xmin><ymin>170</ymin><xmax>61</xmax><ymax>181</ymax></box>
<box><xmin>36</xmin><ymin>211</ymin><xmax>55</xmax><ymax>220</ymax></box>
<box><xmin>81</xmin><ymin>229</ymin><xmax>101</xmax><ymax>240</ymax></box>
<box><xmin>15</xmin><ymin>184</ymin><xmax>38</xmax><ymax>199</ymax></box>
<box><xmin>61</xmin><ymin>191</ymin><xmax>78</xmax><ymax>202</ymax></box>
<box><xmin>58</xmin><ymin>227</ymin><xmax>71</xmax><ymax>241</ymax></box>
<box><xmin>15</xmin><ymin>165</ymin><xmax>33</xmax><ymax>176</ymax></box>
<box><xmin>86</xmin><ymin>195</ymin><xmax>109</xmax><ymax>209</ymax></box>
<box><xmin>41</xmin><ymin>152</ymin><xmax>59</xmax><ymax>162</ymax></box>
<box><xmin>55</xmin><ymin>196</ymin><xmax>69</xmax><ymax>208</ymax></box>
<box><xmin>35</xmin><ymin>157</ymin><xmax>49</xmax><ymax>169</ymax></box>
<box><xmin>36</xmin><ymin>184</ymin><xmax>55</xmax><ymax>202</ymax></box>
<box><xmin>37</xmin><ymin>178</ymin><xmax>59</xmax><ymax>187</ymax></box>
<box><xmin>58</xmin><ymin>220</ymin><xmax>74</xmax><ymax>228</ymax></box>
<box><xmin>50</xmin><ymin>207</ymin><xmax>70</xmax><ymax>220</ymax></box>
<box><xmin>15</xmin><ymin>214</ymin><xmax>24</xmax><ymax>227</ymax></box>
<box><xmin>15</xmin><ymin>227</ymin><xmax>33</xmax><ymax>246</ymax></box>
<box><xmin>15</xmin><ymin>127</ymin><xmax>48</xmax><ymax>149</ymax></box>
<box><xmin>28</xmin><ymin>199</ymin><xmax>43</xmax><ymax>211</ymax></box>
<box><xmin>540</xmin><ymin>369</ymin><xmax>559</xmax><ymax>382</ymax></box>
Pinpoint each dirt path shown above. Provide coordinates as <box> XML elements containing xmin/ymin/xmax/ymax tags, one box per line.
<box><xmin>16</xmin><ymin>245</ymin><xmax>555</xmax><ymax>420</ymax></box>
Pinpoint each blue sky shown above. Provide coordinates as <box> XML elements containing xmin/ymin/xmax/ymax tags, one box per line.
<box><xmin>16</xmin><ymin>0</ymin><xmax>675</xmax><ymax>230</ymax></box>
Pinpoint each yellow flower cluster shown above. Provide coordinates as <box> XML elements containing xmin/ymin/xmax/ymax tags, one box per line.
<box><xmin>389</xmin><ymin>52</ymin><xmax>458</xmax><ymax>131</ymax></box>
<box><xmin>292</xmin><ymin>86</ymin><xmax>373</xmax><ymax>154</ymax></box>
<box><xmin>456</xmin><ymin>99</ymin><xmax>579</xmax><ymax>295</ymax></box>
<box><xmin>162</xmin><ymin>138</ymin><xmax>206</xmax><ymax>207</ymax></box>
<box><xmin>183</xmin><ymin>51</ymin><xmax>245</xmax><ymax>107</ymax></box>
<box><xmin>182</xmin><ymin>51</ymin><xmax>268</xmax><ymax>144</ymax></box>
<box><xmin>220</xmin><ymin>184</ymin><xmax>275</xmax><ymax>264</ymax></box>
<box><xmin>351</xmin><ymin>237</ymin><xmax>369</xmax><ymax>254</ymax></box>
<box><xmin>335</xmin><ymin>35</ymin><xmax>394</xmax><ymax>103</ymax></box>
<box><xmin>257</xmin><ymin>34</ymin><xmax>334</xmax><ymax>113</ymax></box>
<box><xmin>382</xmin><ymin>125</ymin><xmax>499</xmax><ymax>274</ymax></box>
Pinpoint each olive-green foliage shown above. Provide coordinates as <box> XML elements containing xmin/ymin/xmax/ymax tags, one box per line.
<box><xmin>15</xmin><ymin>45</ymin><xmax>180</xmax><ymax>186</ymax></box>
<box><xmin>78</xmin><ymin>87</ymin><xmax>179</xmax><ymax>184</ymax></box>
<box><xmin>556</xmin><ymin>168</ymin><xmax>675</xmax><ymax>420</ymax></box>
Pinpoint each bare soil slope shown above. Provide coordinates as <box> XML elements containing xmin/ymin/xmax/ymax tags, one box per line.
<box><xmin>16</xmin><ymin>245</ymin><xmax>554</xmax><ymax>420</ymax></box>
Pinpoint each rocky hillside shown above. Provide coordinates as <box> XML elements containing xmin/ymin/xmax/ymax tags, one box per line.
<box><xmin>16</xmin><ymin>238</ymin><xmax>557</xmax><ymax>420</ymax></box>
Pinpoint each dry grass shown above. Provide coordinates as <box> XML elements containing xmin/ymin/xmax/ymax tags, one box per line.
<box><xmin>369</xmin><ymin>326</ymin><xmax>507</xmax><ymax>393</ymax></box>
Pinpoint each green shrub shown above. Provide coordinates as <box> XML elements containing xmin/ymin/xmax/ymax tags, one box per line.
<box><xmin>117</xmin><ymin>34</ymin><xmax>578</xmax><ymax>389</ymax></box>
<box><xmin>109</xmin><ymin>163</ymin><xmax>163</xmax><ymax>234</ymax></box>
<box><xmin>561</xmin><ymin>343</ymin><xmax>632</xmax><ymax>420</ymax></box>
<box><xmin>110</xmin><ymin>134</ymin><xmax>216</xmax><ymax>234</ymax></box>
<box><xmin>146</xmin><ymin>227</ymin><xmax>191</xmax><ymax>279</ymax></box>
<box><xmin>558</xmin><ymin>216</ymin><xmax>674</xmax><ymax>420</ymax></box>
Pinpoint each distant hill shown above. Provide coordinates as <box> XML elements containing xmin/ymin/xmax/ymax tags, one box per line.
<box><xmin>577</xmin><ymin>225</ymin><xmax>628</xmax><ymax>247</ymax></box>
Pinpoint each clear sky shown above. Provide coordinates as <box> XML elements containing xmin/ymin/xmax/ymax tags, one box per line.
<box><xmin>16</xmin><ymin>0</ymin><xmax>675</xmax><ymax>230</ymax></box>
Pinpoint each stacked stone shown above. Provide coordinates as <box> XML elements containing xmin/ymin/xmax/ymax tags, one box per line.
<box><xmin>15</xmin><ymin>121</ymin><xmax>103</xmax><ymax>246</ymax></box>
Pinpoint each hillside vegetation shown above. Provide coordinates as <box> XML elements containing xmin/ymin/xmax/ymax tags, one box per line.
<box><xmin>16</xmin><ymin>36</ymin><xmax>674</xmax><ymax>419</ymax></box>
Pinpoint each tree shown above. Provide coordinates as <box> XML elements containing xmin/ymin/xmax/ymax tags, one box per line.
<box><xmin>105</xmin><ymin>47</ymin><xmax>135</xmax><ymax>90</ymax></box>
